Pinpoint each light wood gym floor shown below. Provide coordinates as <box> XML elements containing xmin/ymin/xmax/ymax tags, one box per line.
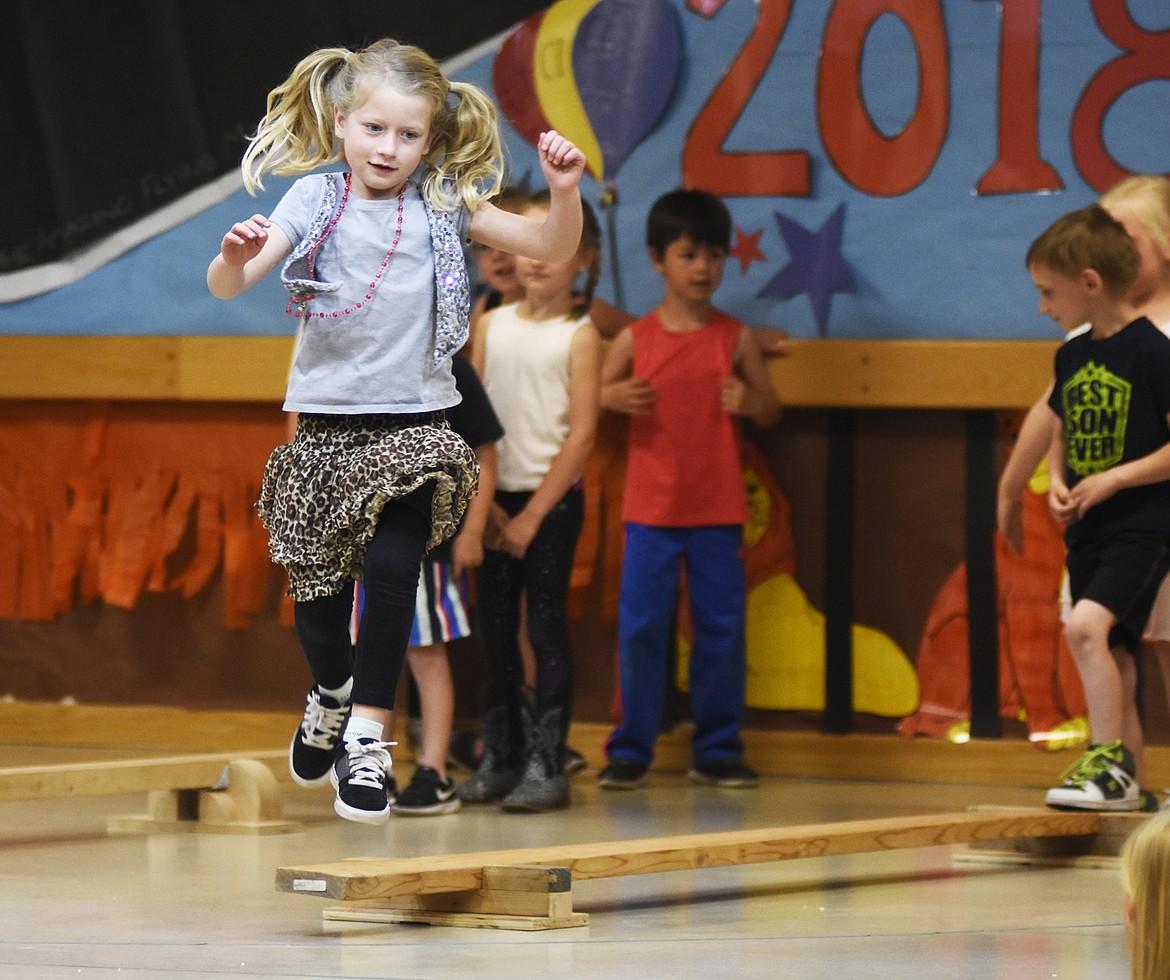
<box><xmin>0</xmin><ymin>704</ymin><xmax>1145</xmax><ymax>980</ymax></box>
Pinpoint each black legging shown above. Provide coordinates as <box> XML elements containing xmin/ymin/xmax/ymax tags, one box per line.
<box><xmin>476</xmin><ymin>488</ymin><xmax>583</xmax><ymax>733</ymax></box>
<box><xmin>293</xmin><ymin>486</ymin><xmax>433</xmax><ymax>710</ymax></box>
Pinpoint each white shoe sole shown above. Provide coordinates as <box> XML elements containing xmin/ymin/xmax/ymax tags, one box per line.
<box><xmin>334</xmin><ymin>798</ymin><xmax>391</xmax><ymax>825</ymax></box>
<box><xmin>392</xmin><ymin>797</ymin><xmax>462</xmax><ymax>817</ymax></box>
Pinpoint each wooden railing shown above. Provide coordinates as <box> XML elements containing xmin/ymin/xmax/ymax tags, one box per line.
<box><xmin>0</xmin><ymin>336</ymin><xmax>1057</xmax><ymax>407</ymax></box>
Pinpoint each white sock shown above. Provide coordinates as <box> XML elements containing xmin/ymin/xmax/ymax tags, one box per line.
<box><xmin>345</xmin><ymin>716</ymin><xmax>384</xmax><ymax>744</ymax></box>
<box><xmin>319</xmin><ymin>678</ymin><xmax>353</xmax><ymax>704</ymax></box>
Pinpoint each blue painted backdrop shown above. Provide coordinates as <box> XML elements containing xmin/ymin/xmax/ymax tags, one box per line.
<box><xmin>1</xmin><ymin>0</ymin><xmax>1166</xmax><ymax>340</ymax></box>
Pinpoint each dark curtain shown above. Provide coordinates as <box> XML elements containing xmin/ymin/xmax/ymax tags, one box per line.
<box><xmin>1</xmin><ymin>0</ymin><xmax>549</xmax><ymax>274</ymax></box>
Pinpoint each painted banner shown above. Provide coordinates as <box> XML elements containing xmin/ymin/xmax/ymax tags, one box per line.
<box><xmin>0</xmin><ymin>0</ymin><xmax>1165</xmax><ymax>339</ymax></box>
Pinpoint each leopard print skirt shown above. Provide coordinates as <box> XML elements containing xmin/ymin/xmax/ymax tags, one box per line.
<box><xmin>257</xmin><ymin>412</ymin><xmax>478</xmax><ymax>601</ymax></box>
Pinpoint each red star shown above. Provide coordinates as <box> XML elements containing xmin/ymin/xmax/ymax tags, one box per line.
<box><xmin>730</xmin><ymin>226</ymin><xmax>766</xmax><ymax>274</ymax></box>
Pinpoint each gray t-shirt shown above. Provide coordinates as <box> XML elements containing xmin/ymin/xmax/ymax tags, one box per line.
<box><xmin>270</xmin><ymin>174</ymin><xmax>464</xmax><ymax>414</ymax></box>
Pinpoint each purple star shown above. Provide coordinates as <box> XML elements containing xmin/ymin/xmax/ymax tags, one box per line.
<box><xmin>756</xmin><ymin>204</ymin><xmax>856</xmax><ymax>337</ymax></box>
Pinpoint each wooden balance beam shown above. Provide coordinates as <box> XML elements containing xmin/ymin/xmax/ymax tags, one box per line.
<box><xmin>0</xmin><ymin>750</ymin><xmax>299</xmax><ymax>834</ymax></box>
<box><xmin>275</xmin><ymin>808</ymin><xmax>1109</xmax><ymax>930</ymax></box>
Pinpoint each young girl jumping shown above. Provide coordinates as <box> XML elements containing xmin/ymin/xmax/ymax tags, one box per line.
<box><xmin>460</xmin><ymin>193</ymin><xmax>602</xmax><ymax>812</ymax></box>
<box><xmin>206</xmin><ymin>38</ymin><xmax>584</xmax><ymax>825</ymax></box>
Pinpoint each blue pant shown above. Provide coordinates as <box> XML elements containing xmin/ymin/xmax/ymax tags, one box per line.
<box><xmin>607</xmin><ymin>523</ymin><xmax>746</xmax><ymax>767</ymax></box>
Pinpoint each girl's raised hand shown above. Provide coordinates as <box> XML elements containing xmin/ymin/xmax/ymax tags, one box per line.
<box><xmin>220</xmin><ymin>215</ymin><xmax>273</xmax><ymax>267</ymax></box>
<box><xmin>537</xmin><ymin>131</ymin><xmax>586</xmax><ymax>193</ymax></box>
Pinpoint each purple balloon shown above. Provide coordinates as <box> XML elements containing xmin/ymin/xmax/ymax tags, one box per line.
<box><xmin>571</xmin><ymin>0</ymin><xmax>683</xmax><ymax>182</ymax></box>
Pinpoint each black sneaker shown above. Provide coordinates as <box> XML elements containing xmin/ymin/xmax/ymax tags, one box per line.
<box><xmin>289</xmin><ymin>686</ymin><xmax>351</xmax><ymax>787</ymax></box>
<box><xmin>331</xmin><ymin>737</ymin><xmax>393</xmax><ymax>824</ymax></box>
<box><xmin>1045</xmin><ymin>740</ymin><xmax>1140</xmax><ymax>811</ymax></box>
<box><xmin>689</xmin><ymin>757</ymin><xmax>759</xmax><ymax>788</ymax></box>
<box><xmin>597</xmin><ymin>758</ymin><xmax>649</xmax><ymax>790</ymax></box>
<box><xmin>1139</xmin><ymin>789</ymin><xmax>1160</xmax><ymax>812</ymax></box>
<box><xmin>393</xmin><ymin>765</ymin><xmax>462</xmax><ymax>816</ymax></box>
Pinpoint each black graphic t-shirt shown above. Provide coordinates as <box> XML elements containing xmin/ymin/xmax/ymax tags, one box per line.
<box><xmin>1049</xmin><ymin>316</ymin><xmax>1170</xmax><ymax>544</ymax></box>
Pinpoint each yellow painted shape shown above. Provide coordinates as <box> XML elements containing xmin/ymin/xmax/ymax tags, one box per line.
<box><xmin>1026</xmin><ymin>455</ymin><xmax>1050</xmax><ymax>495</ymax></box>
<box><xmin>742</xmin><ymin>465</ymin><xmax>770</xmax><ymax>549</ymax></box>
<box><xmin>677</xmin><ymin>572</ymin><xmax>919</xmax><ymax>717</ymax></box>
<box><xmin>533</xmin><ymin>0</ymin><xmax>605</xmax><ymax>179</ymax></box>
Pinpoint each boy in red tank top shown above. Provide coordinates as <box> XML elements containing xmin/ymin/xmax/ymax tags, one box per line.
<box><xmin>598</xmin><ymin>189</ymin><xmax>780</xmax><ymax>789</ymax></box>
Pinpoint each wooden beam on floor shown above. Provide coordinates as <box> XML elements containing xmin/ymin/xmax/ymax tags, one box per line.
<box><xmin>0</xmin><ymin>750</ymin><xmax>286</xmax><ymax>801</ymax></box>
<box><xmin>277</xmin><ymin>808</ymin><xmax>1103</xmax><ymax>929</ymax></box>
<box><xmin>0</xmin><ymin>751</ymin><xmax>299</xmax><ymax>835</ymax></box>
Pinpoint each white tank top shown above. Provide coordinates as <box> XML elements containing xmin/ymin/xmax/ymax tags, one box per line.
<box><xmin>482</xmin><ymin>301</ymin><xmax>590</xmax><ymax>492</ymax></box>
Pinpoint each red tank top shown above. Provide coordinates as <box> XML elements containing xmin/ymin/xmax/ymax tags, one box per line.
<box><xmin>622</xmin><ymin>310</ymin><xmax>747</xmax><ymax>527</ymax></box>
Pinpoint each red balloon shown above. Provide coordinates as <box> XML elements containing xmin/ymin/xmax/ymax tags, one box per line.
<box><xmin>493</xmin><ymin>13</ymin><xmax>555</xmax><ymax>161</ymax></box>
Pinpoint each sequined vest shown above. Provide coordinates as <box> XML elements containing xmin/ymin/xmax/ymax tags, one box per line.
<box><xmin>280</xmin><ymin>173</ymin><xmax>470</xmax><ymax>368</ymax></box>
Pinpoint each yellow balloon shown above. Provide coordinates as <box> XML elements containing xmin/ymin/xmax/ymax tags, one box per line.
<box><xmin>533</xmin><ymin>0</ymin><xmax>605</xmax><ymax>180</ymax></box>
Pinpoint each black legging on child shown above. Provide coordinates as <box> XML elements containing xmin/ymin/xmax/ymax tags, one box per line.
<box><xmin>476</xmin><ymin>488</ymin><xmax>584</xmax><ymax>736</ymax></box>
<box><xmin>293</xmin><ymin>485</ymin><xmax>433</xmax><ymax>710</ymax></box>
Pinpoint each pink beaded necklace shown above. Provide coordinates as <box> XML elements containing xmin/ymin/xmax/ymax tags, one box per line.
<box><xmin>287</xmin><ymin>173</ymin><xmax>407</xmax><ymax>319</ymax></box>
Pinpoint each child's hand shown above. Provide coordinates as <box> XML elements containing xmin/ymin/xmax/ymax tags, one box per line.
<box><xmin>721</xmin><ymin>376</ymin><xmax>750</xmax><ymax>416</ymax></box>
<box><xmin>220</xmin><ymin>215</ymin><xmax>272</xmax><ymax>267</ymax></box>
<box><xmin>1047</xmin><ymin>480</ymin><xmax>1077</xmax><ymax>526</ymax></box>
<box><xmin>1068</xmin><ymin>470</ymin><xmax>1121</xmax><ymax>519</ymax></box>
<box><xmin>499</xmin><ymin>510</ymin><xmax>541</xmax><ymax>559</ymax></box>
<box><xmin>451</xmin><ymin>529</ymin><xmax>484</xmax><ymax>578</ymax></box>
<box><xmin>484</xmin><ymin>502</ymin><xmax>510</xmax><ymax>552</ymax></box>
<box><xmin>537</xmin><ymin>131</ymin><xmax>586</xmax><ymax>193</ymax></box>
<box><xmin>605</xmin><ymin>377</ymin><xmax>656</xmax><ymax>416</ymax></box>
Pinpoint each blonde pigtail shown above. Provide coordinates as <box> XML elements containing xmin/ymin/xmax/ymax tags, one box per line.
<box><xmin>241</xmin><ymin>48</ymin><xmax>350</xmax><ymax>195</ymax></box>
<box><xmin>422</xmin><ymin>81</ymin><xmax>504</xmax><ymax>214</ymax></box>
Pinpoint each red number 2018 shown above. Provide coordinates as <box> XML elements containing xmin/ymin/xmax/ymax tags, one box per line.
<box><xmin>682</xmin><ymin>0</ymin><xmax>1168</xmax><ymax>198</ymax></box>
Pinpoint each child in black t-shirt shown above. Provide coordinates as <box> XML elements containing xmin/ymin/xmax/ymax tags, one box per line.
<box><xmin>1029</xmin><ymin>204</ymin><xmax>1170</xmax><ymax>811</ymax></box>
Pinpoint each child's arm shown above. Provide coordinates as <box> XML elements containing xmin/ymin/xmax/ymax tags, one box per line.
<box><xmin>452</xmin><ymin>442</ymin><xmax>497</xmax><ymax>577</ymax></box>
<box><xmin>497</xmin><ymin>324</ymin><xmax>601</xmax><ymax>558</ymax></box>
<box><xmin>599</xmin><ymin>327</ymin><xmax>656</xmax><ymax>416</ymax></box>
<box><xmin>207</xmin><ymin>215</ymin><xmax>291</xmax><ymax>298</ymax></box>
<box><xmin>1047</xmin><ymin>414</ymin><xmax>1077</xmax><ymax>526</ymax></box>
<box><xmin>997</xmin><ymin>384</ymin><xmax>1058</xmax><ymax>552</ymax></box>
<box><xmin>723</xmin><ymin>327</ymin><xmax>781</xmax><ymax>427</ymax></box>
<box><xmin>469</xmin><ymin>132</ymin><xmax>585</xmax><ymax>263</ymax></box>
<box><xmin>751</xmin><ymin>325</ymin><xmax>791</xmax><ymax>357</ymax></box>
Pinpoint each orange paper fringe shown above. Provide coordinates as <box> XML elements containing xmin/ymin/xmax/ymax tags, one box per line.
<box><xmin>0</xmin><ymin>402</ymin><xmax>286</xmax><ymax>628</ymax></box>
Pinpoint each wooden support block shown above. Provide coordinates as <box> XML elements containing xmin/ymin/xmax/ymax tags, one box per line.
<box><xmin>108</xmin><ymin>759</ymin><xmax>300</xmax><ymax>835</ymax></box>
<box><xmin>957</xmin><ymin>806</ymin><xmax>1148</xmax><ymax>867</ymax></box>
<box><xmin>322</xmin><ymin>866</ymin><xmax>589</xmax><ymax>931</ymax></box>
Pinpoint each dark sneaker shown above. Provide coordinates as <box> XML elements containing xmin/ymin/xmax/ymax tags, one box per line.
<box><xmin>1139</xmin><ymin>789</ymin><xmax>1160</xmax><ymax>812</ymax></box>
<box><xmin>393</xmin><ymin>766</ymin><xmax>462</xmax><ymax>816</ymax></box>
<box><xmin>689</xmin><ymin>757</ymin><xmax>759</xmax><ymax>788</ymax></box>
<box><xmin>289</xmin><ymin>686</ymin><xmax>350</xmax><ymax>787</ymax></box>
<box><xmin>597</xmin><ymin>758</ymin><xmax>649</xmax><ymax>790</ymax></box>
<box><xmin>564</xmin><ymin>746</ymin><xmax>587</xmax><ymax>776</ymax></box>
<box><xmin>331</xmin><ymin>737</ymin><xmax>393</xmax><ymax>824</ymax></box>
<box><xmin>1045</xmin><ymin>739</ymin><xmax>1140</xmax><ymax>811</ymax></box>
